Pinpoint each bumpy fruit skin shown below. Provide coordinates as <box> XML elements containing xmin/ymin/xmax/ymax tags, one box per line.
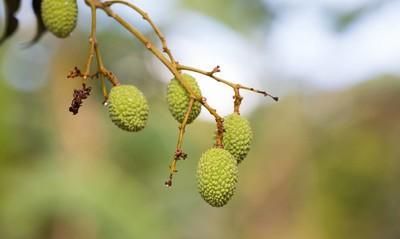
<box><xmin>197</xmin><ymin>148</ymin><xmax>238</xmax><ymax>207</ymax></box>
<box><xmin>41</xmin><ymin>0</ymin><xmax>78</xmax><ymax>38</ymax></box>
<box><xmin>223</xmin><ymin>113</ymin><xmax>253</xmax><ymax>164</ymax></box>
<box><xmin>167</xmin><ymin>74</ymin><xmax>202</xmax><ymax>124</ymax></box>
<box><xmin>107</xmin><ymin>85</ymin><xmax>149</xmax><ymax>132</ymax></box>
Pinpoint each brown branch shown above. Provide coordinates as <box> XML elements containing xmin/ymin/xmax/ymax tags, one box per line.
<box><xmin>177</xmin><ymin>64</ymin><xmax>279</xmax><ymax>113</ymax></box>
<box><xmin>103</xmin><ymin>0</ymin><xmax>177</xmax><ymax>66</ymax></box>
<box><xmin>82</xmin><ymin>3</ymin><xmax>97</xmax><ymax>79</ymax></box>
<box><xmin>82</xmin><ymin>0</ymin><xmax>120</xmax><ymax>102</ymax></box>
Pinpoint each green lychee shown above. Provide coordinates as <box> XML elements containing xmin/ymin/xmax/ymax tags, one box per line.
<box><xmin>107</xmin><ymin>85</ymin><xmax>149</xmax><ymax>132</ymax></box>
<box><xmin>41</xmin><ymin>0</ymin><xmax>78</xmax><ymax>38</ymax></box>
<box><xmin>197</xmin><ymin>148</ymin><xmax>238</xmax><ymax>207</ymax></box>
<box><xmin>222</xmin><ymin>113</ymin><xmax>253</xmax><ymax>164</ymax></box>
<box><xmin>167</xmin><ymin>74</ymin><xmax>202</xmax><ymax>124</ymax></box>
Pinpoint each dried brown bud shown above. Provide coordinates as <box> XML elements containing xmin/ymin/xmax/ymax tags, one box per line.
<box><xmin>67</xmin><ymin>67</ymin><xmax>83</xmax><ymax>79</ymax></box>
<box><xmin>69</xmin><ymin>83</ymin><xmax>92</xmax><ymax>115</ymax></box>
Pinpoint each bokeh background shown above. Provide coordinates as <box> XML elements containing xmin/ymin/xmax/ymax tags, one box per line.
<box><xmin>0</xmin><ymin>0</ymin><xmax>399</xmax><ymax>238</ymax></box>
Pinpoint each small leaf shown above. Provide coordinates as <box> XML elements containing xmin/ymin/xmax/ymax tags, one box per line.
<box><xmin>0</xmin><ymin>0</ymin><xmax>21</xmax><ymax>45</ymax></box>
<box><xmin>29</xmin><ymin>0</ymin><xmax>47</xmax><ymax>45</ymax></box>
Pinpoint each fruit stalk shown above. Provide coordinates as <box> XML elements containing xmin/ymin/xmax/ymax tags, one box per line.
<box><xmin>84</xmin><ymin>0</ymin><xmax>120</xmax><ymax>93</ymax></box>
<box><xmin>176</xmin><ymin>98</ymin><xmax>195</xmax><ymax>149</ymax></box>
<box><xmin>83</xmin><ymin>2</ymin><xmax>96</xmax><ymax>79</ymax></box>
<box><xmin>165</xmin><ymin>97</ymin><xmax>195</xmax><ymax>187</ymax></box>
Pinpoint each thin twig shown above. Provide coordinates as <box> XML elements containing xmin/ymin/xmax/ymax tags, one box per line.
<box><xmin>177</xmin><ymin>64</ymin><xmax>278</xmax><ymax>98</ymax></box>
<box><xmin>177</xmin><ymin>64</ymin><xmax>279</xmax><ymax>110</ymax></box>
<box><xmin>83</xmin><ymin>3</ymin><xmax>97</xmax><ymax>79</ymax></box>
<box><xmin>103</xmin><ymin>0</ymin><xmax>177</xmax><ymax>66</ymax></box>
<box><xmin>84</xmin><ymin>0</ymin><xmax>120</xmax><ymax>91</ymax></box>
<box><xmin>165</xmin><ymin>97</ymin><xmax>195</xmax><ymax>187</ymax></box>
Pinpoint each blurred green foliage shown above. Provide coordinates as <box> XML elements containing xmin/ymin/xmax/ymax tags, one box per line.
<box><xmin>0</xmin><ymin>54</ymin><xmax>398</xmax><ymax>238</ymax></box>
<box><xmin>182</xmin><ymin>0</ymin><xmax>272</xmax><ymax>31</ymax></box>
<box><xmin>0</xmin><ymin>1</ymin><xmax>399</xmax><ymax>239</ymax></box>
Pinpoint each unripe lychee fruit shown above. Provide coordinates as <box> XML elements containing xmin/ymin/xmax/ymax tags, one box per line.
<box><xmin>167</xmin><ymin>74</ymin><xmax>202</xmax><ymax>124</ymax></box>
<box><xmin>222</xmin><ymin>113</ymin><xmax>253</xmax><ymax>164</ymax></box>
<box><xmin>197</xmin><ymin>148</ymin><xmax>238</xmax><ymax>207</ymax></box>
<box><xmin>41</xmin><ymin>0</ymin><xmax>78</xmax><ymax>38</ymax></box>
<box><xmin>107</xmin><ymin>85</ymin><xmax>149</xmax><ymax>132</ymax></box>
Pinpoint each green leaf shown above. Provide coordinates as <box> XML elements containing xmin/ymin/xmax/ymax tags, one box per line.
<box><xmin>28</xmin><ymin>0</ymin><xmax>47</xmax><ymax>45</ymax></box>
<box><xmin>0</xmin><ymin>0</ymin><xmax>21</xmax><ymax>45</ymax></box>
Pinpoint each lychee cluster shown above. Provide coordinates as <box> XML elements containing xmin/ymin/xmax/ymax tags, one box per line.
<box><xmin>103</xmin><ymin>75</ymin><xmax>253</xmax><ymax>206</ymax></box>
<box><xmin>64</xmin><ymin>56</ymin><xmax>258</xmax><ymax>208</ymax></box>
<box><xmin>54</xmin><ymin>0</ymin><xmax>275</xmax><ymax>209</ymax></box>
<box><xmin>165</xmin><ymin>74</ymin><xmax>255</xmax><ymax>207</ymax></box>
<box><xmin>196</xmin><ymin>113</ymin><xmax>253</xmax><ymax>207</ymax></box>
<box><xmin>61</xmin><ymin>34</ymin><xmax>258</xmax><ymax>208</ymax></box>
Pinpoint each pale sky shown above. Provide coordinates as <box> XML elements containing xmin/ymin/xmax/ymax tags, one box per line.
<box><xmin>1</xmin><ymin>0</ymin><xmax>399</xmax><ymax>118</ymax></box>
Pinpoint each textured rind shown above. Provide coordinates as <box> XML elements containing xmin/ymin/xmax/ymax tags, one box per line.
<box><xmin>223</xmin><ymin>113</ymin><xmax>253</xmax><ymax>164</ymax></box>
<box><xmin>41</xmin><ymin>0</ymin><xmax>78</xmax><ymax>38</ymax></box>
<box><xmin>108</xmin><ymin>85</ymin><xmax>149</xmax><ymax>132</ymax></box>
<box><xmin>197</xmin><ymin>148</ymin><xmax>238</xmax><ymax>207</ymax></box>
<box><xmin>167</xmin><ymin>74</ymin><xmax>202</xmax><ymax>124</ymax></box>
